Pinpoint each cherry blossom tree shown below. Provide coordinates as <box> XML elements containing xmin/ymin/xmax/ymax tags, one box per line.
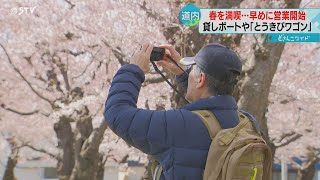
<box><xmin>268</xmin><ymin>42</ymin><xmax>320</xmax><ymax>179</ymax></box>
<box><xmin>0</xmin><ymin>0</ymin><xmax>172</xmax><ymax>179</ymax></box>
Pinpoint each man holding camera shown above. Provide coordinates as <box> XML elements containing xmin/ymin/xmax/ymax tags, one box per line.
<box><xmin>104</xmin><ymin>43</ymin><xmax>257</xmax><ymax>179</ymax></box>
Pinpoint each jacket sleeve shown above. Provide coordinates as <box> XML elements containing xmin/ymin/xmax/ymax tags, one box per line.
<box><xmin>175</xmin><ymin>66</ymin><xmax>192</xmax><ymax>93</ymax></box>
<box><xmin>104</xmin><ymin>64</ymin><xmax>207</xmax><ymax>155</ymax></box>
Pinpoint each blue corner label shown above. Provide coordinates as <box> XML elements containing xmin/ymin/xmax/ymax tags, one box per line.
<box><xmin>179</xmin><ymin>4</ymin><xmax>201</xmax><ymax>27</ymax></box>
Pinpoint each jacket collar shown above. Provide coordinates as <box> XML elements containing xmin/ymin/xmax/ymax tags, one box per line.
<box><xmin>181</xmin><ymin>95</ymin><xmax>238</xmax><ymax>111</ymax></box>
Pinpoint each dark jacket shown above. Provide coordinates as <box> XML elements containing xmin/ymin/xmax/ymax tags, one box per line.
<box><xmin>104</xmin><ymin>64</ymin><xmax>257</xmax><ymax>180</ymax></box>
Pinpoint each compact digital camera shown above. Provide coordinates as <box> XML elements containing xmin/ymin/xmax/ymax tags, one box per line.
<box><xmin>150</xmin><ymin>47</ymin><xmax>165</xmax><ymax>61</ymax></box>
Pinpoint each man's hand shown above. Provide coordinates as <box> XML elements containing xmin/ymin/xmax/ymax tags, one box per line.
<box><xmin>156</xmin><ymin>44</ymin><xmax>187</xmax><ymax>75</ymax></box>
<box><xmin>131</xmin><ymin>43</ymin><xmax>153</xmax><ymax>74</ymax></box>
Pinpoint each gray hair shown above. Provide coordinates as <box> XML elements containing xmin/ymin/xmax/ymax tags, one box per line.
<box><xmin>193</xmin><ymin>65</ymin><xmax>239</xmax><ymax>95</ymax></box>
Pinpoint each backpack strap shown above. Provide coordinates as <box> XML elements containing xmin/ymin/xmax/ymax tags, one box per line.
<box><xmin>218</xmin><ymin>112</ymin><xmax>250</xmax><ymax>146</ymax></box>
<box><xmin>151</xmin><ymin>160</ymin><xmax>163</xmax><ymax>180</ymax></box>
<box><xmin>192</xmin><ymin>110</ymin><xmax>251</xmax><ymax>145</ymax></box>
<box><xmin>153</xmin><ymin>164</ymin><xmax>163</xmax><ymax>180</ymax></box>
<box><xmin>192</xmin><ymin>110</ymin><xmax>222</xmax><ymax>139</ymax></box>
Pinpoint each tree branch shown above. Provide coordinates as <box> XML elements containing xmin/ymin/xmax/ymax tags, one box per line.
<box><xmin>41</xmin><ymin>52</ymin><xmax>64</xmax><ymax>95</ymax></box>
<box><xmin>275</xmin><ymin>133</ymin><xmax>303</xmax><ymax>148</ymax></box>
<box><xmin>72</xmin><ymin>46</ymin><xmax>102</xmax><ymax>80</ymax></box>
<box><xmin>138</xmin><ymin>1</ymin><xmax>165</xmax><ymax>21</ymax></box>
<box><xmin>0</xmin><ymin>44</ymin><xmax>54</xmax><ymax>107</ymax></box>
<box><xmin>145</xmin><ymin>100</ymin><xmax>150</xmax><ymax>110</ymax></box>
<box><xmin>92</xmin><ymin>102</ymin><xmax>104</xmax><ymax>117</ymax></box>
<box><xmin>1</xmin><ymin>104</ymin><xmax>39</xmax><ymax>116</ymax></box>
<box><xmin>86</xmin><ymin>58</ymin><xmax>105</xmax><ymax>85</ymax></box>
<box><xmin>276</xmin><ymin>131</ymin><xmax>295</xmax><ymax>143</ymax></box>
<box><xmin>60</xmin><ymin>49</ymin><xmax>86</xmax><ymax>57</ymax></box>
<box><xmin>102</xmin><ymin>40</ymin><xmax>128</xmax><ymax>65</ymax></box>
<box><xmin>291</xmin><ymin>158</ymin><xmax>302</xmax><ymax>169</ymax></box>
<box><xmin>143</xmin><ymin>75</ymin><xmax>169</xmax><ymax>86</ymax></box>
<box><xmin>63</xmin><ymin>0</ymin><xmax>75</xmax><ymax>9</ymax></box>
<box><xmin>21</xmin><ymin>144</ymin><xmax>58</xmax><ymax>160</ymax></box>
<box><xmin>51</xmin><ymin>53</ymin><xmax>71</xmax><ymax>92</ymax></box>
<box><xmin>119</xmin><ymin>154</ymin><xmax>129</xmax><ymax>164</ymax></box>
<box><xmin>81</xmin><ymin>121</ymin><xmax>108</xmax><ymax>157</ymax></box>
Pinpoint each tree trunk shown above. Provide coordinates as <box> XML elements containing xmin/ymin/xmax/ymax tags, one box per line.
<box><xmin>141</xmin><ymin>156</ymin><xmax>154</xmax><ymax>180</ymax></box>
<box><xmin>236</xmin><ymin>40</ymin><xmax>285</xmax><ymax>156</ymax></box>
<box><xmin>54</xmin><ymin>116</ymin><xmax>75</xmax><ymax>180</ymax></box>
<box><xmin>69</xmin><ymin>106</ymin><xmax>94</xmax><ymax>180</ymax></box>
<box><xmin>235</xmin><ymin>0</ymin><xmax>302</xmax><ymax>157</ymax></box>
<box><xmin>296</xmin><ymin>147</ymin><xmax>319</xmax><ymax>180</ymax></box>
<box><xmin>3</xmin><ymin>157</ymin><xmax>17</xmax><ymax>180</ymax></box>
<box><xmin>54</xmin><ymin>107</ymin><xmax>108</xmax><ymax>180</ymax></box>
<box><xmin>96</xmin><ymin>153</ymin><xmax>107</xmax><ymax>180</ymax></box>
<box><xmin>69</xmin><ymin>108</ymin><xmax>108</xmax><ymax>180</ymax></box>
<box><xmin>3</xmin><ymin>138</ymin><xmax>18</xmax><ymax>180</ymax></box>
<box><xmin>297</xmin><ymin>161</ymin><xmax>317</xmax><ymax>180</ymax></box>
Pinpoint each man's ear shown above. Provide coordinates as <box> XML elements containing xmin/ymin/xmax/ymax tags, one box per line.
<box><xmin>196</xmin><ymin>73</ymin><xmax>206</xmax><ymax>88</ymax></box>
